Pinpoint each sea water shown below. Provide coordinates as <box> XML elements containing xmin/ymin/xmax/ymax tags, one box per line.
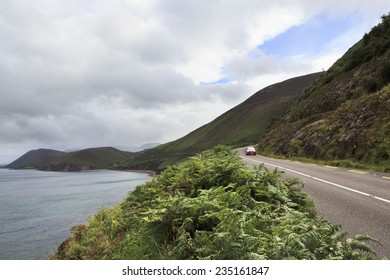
<box><xmin>0</xmin><ymin>169</ymin><xmax>151</xmax><ymax>259</ymax></box>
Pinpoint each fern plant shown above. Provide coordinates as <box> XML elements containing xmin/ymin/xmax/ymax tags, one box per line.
<box><xmin>49</xmin><ymin>146</ymin><xmax>380</xmax><ymax>260</ymax></box>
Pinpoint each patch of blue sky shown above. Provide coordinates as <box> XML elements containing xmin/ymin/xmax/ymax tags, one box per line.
<box><xmin>259</xmin><ymin>13</ymin><xmax>354</xmax><ymax>57</ymax></box>
<box><xmin>200</xmin><ymin>77</ymin><xmax>234</xmax><ymax>86</ymax></box>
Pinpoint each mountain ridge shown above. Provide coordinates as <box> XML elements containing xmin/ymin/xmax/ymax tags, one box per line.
<box><xmin>6</xmin><ymin>73</ymin><xmax>323</xmax><ymax>172</ymax></box>
<box><xmin>7</xmin><ymin>147</ymin><xmax>132</xmax><ymax>171</ymax></box>
<box><xmin>119</xmin><ymin>72</ymin><xmax>322</xmax><ymax>172</ymax></box>
<box><xmin>41</xmin><ymin>147</ymin><xmax>132</xmax><ymax>171</ymax></box>
<box><xmin>258</xmin><ymin>13</ymin><xmax>390</xmax><ymax>171</ymax></box>
<box><xmin>6</xmin><ymin>149</ymin><xmax>66</xmax><ymax>169</ymax></box>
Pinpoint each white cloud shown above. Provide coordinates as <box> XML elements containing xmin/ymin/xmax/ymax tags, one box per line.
<box><xmin>1</xmin><ymin>0</ymin><xmax>389</xmax><ymax>163</ymax></box>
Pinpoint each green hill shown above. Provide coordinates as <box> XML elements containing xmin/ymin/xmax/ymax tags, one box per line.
<box><xmin>258</xmin><ymin>13</ymin><xmax>390</xmax><ymax>171</ymax></box>
<box><xmin>6</xmin><ymin>149</ymin><xmax>66</xmax><ymax>169</ymax></box>
<box><xmin>122</xmin><ymin>72</ymin><xmax>322</xmax><ymax>172</ymax></box>
<box><xmin>41</xmin><ymin>147</ymin><xmax>132</xmax><ymax>171</ymax></box>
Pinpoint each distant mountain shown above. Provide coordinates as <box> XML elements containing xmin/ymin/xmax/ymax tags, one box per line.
<box><xmin>113</xmin><ymin>143</ymin><xmax>161</xmax><ymax>152</ymax></box>
<box><xmin>7</xmin><ymin>147</ymin><xmax>133</xmax><ymax>171</ymax></box>
<box><xmin>139</xmin><ymin>143</ymin><xmax>161</xmax><ymax>150</ymax></box>
<box><xmin>121</xmin><ymin>72</ymin><xmax>322</xmax><ymax>172</ymax></box>
<box><xmin>259</xmin><ymin>13</ymin><xmax>390</xmax><ymax>171</ymax></box>
<box><xmin>41</xmin><ymin>147</ymin><xmax>132</xmax><ymax>171</ymax></box>
<box><xmin>7</xmin><ymin>149</ymin><xmax>66</xmax><ymax>169</ymax></box>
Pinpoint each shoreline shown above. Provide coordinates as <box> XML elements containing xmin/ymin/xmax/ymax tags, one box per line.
<box><xmin>5</xmin><ymin>167</ymin><xmax>157</xmax><ymax>177</ymax></box>
<box><xmin>119</xmin><ymin>169</ymin><xmax>157</xmax><ymax>177</ymax></box>
<box><xmin>1</xmin><ymin>167</ymin><xmax>152</xmax><ymax>260</ymax></box>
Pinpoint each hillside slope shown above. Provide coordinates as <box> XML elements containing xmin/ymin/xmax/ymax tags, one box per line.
<box><xmin>7</xmin><ymin>149</ymin><xmax>65</xmax><ymax>169</ymax></box>
<box><xmin>41</xmin><ymin>147</ymin><xmax>132</xmax><ymax>171</ymax></box>
<box><xmin>259</xmin><ymin>13</ymin><xmax>390</xmax><ymax>171</ymax></box>
<box><xmin>123</xmin><ymin>72</ymin><xmax>322</xmax><ymax>172</ymax></box>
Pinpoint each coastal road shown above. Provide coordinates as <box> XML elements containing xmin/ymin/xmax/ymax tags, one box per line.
<box><xmin>237</xmin><ymin>148</ymin><xmax>390</xmax><ymax>259</ymax></box>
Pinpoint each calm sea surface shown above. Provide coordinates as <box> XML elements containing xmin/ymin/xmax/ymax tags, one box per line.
<box><xmin>0</xmin><ymin>169</ymin><xmax>151</xmax><ymax>260</ymax></box>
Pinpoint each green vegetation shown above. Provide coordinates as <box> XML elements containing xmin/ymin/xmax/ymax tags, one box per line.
<box><xmin>41</xmin><ymin>147</ymin><xmax>132</xmax><ymax>171</ymax></box>
<box><xmin>259</xmin><ymin>13</ymin><xmax>390</xmax><ymax>172</ymax></box>
<box><xmin>308</xmin><ymin>13</ymin><xmax>390</xmax><ymax>91</ymax></box>
<box><xmin>8</xmin><ymin>147</ymin><xmax>133</xmax><ymax>171</ymax></box>
<box><xmin>50</xmin><ymin>146</ymin><xmax>379</xmax><ymax>260</ymax></box>
<box><xmin>121</xmin><ymin>73</ymin><xmax>322</xmax><ymax>172</ymax></box>
<box><xmin>6</xmin><ymin>149</ymin><xmax>66</xmax><ymax>169</ymax></box>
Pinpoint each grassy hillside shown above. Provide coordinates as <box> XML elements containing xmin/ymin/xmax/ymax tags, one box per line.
<box><xmin>41</xmin><ymin>147</ymin><xmax>132</xmax><ymax>171</ymax></box>
<box><xmin>259</xmin><ymin>13</ymin><xmax>390</xmax><ymax>171</ymax></box>
<box><xmin>6</xmin><ymin>149</ymin><xmax>65</xmax><ymax>169</ymax></box>
<box><xmin>50</xmin><ymin>146</ymin><xmax>379</xmax><ymax>260</ymax></box>
<box><xmin>122</xmin><ymin>73</ymin><xmax>322</xmax><ymax>172</ymax></box>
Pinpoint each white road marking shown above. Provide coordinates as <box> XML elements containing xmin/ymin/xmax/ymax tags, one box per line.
<box><xmin>241</xmin><ymin>156</ymin><xmax>390</xmax><ymax>205</ymax></box>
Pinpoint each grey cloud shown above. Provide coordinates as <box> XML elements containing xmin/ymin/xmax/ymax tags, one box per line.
<box><xmin>84</xmin><ymin>63</ymin><xmax>198</xmax><ymax>107</ymax></box>
<box><xmin>0</xmin><ymin>114</ymin><xmax>65</xmax><ymax>143</ymax></box>
<box><xmin>223</xmin><ymin>52</ymin><xmax>313</xmax><ymax>80</ymax></box>
<box><xmin>199</xmin><ymin>81</ymin><xmax>251</xmax><ymax>103</ymax></box>
<box><xmin>1</xmin><ymin>0</ymin><xmax>389</xmax><ymax>163</ymax></box>
<box><xmin>155</xmin><ymin>0</ymin><xmax>267</xmax><ymax>55</ymax></box>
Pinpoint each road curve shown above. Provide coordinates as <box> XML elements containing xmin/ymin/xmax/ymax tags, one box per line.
<box><xmin>237</xmin><ymin>148</ymin><xmax>390</xmax><ymax>259</ymax></box>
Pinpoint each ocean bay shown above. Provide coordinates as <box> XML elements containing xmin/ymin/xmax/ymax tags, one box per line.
<box><xmin>0</xmin><ymin>169</ymin><xmax>151</xmax><ymax>259</ymax></box>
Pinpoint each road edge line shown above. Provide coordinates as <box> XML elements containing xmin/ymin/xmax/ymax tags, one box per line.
<box><xmin>241</xmin><ymin>156</ymin><xmax>390</xmax><ymax>205</ymax></box>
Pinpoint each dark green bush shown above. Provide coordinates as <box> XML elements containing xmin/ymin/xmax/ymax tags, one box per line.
<box><xmin>361</xmin><ymin>76</ymin><xmax>378</xmax><ymax>93</ymax></box>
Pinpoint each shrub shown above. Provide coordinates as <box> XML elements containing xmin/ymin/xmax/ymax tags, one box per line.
<box><xmin>49</xmin><ymin>146</ymin><xmax>379</xmax><ymax>260</ymax></box>
<box><xmin>361</xmin><ymin>76</ymin><xmax>378</xmax><ymax>93</ymax></box>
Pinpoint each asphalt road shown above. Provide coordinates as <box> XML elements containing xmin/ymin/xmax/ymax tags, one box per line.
<box><xmin>237</xmin><ymin>148</ymin><xmax>390</xmax><ymax>259</ymax></box>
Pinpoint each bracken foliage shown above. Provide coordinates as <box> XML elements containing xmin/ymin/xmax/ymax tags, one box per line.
<box><xmin>49</xmin><ymin>146</ymin><xmax>379</xmax><ymax>260</ymax></box>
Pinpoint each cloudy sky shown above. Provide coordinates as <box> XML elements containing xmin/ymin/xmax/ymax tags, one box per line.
<box><xmin>1</xmin><ymin>0</ymin><xmax>389</xmax><ymax>164</ymax></box>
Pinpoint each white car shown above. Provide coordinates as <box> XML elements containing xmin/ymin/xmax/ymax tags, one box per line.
<box><xmin>245</xmin><ymin>146</ymin><xmax>256</xmax><ymax>156</ymax></box>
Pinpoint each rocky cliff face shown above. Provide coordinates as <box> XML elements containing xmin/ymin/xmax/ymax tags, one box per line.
<box><xmin>259</xmin><ymin>14</ymin><xmax>390</xmax><ymax>171</ymax></box>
